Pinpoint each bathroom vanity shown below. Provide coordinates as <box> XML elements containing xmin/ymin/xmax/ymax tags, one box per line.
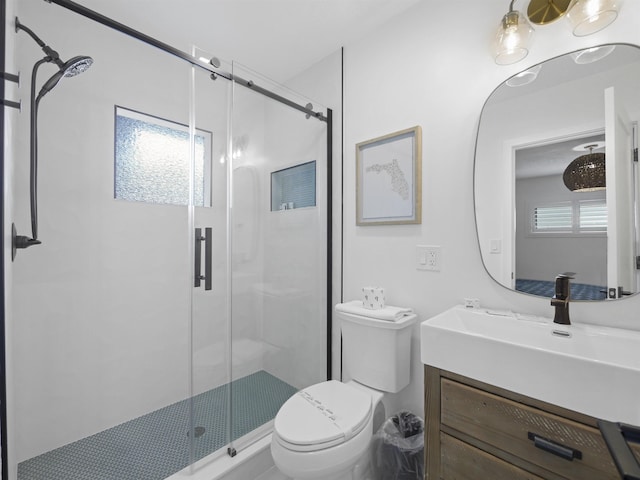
<box><xmin>420</xmin><ymin>306</ymin><xmax>640</xmax><ymax>480</ymax></box>
<box><xmin>449</xmin><ymin>40</ymin><xmax>640</xmax><ymax>480</ymax></box>
<box><xmin>424</xmin><ymin>366</ymin><xmax>640</xmax><ymax>479</ymax></box>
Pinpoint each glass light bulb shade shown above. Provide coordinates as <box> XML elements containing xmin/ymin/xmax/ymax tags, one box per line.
<box><xmin>494</xmin><ymin>11</ymin><xmax>535</xmax><ymax>65</ymax></box>
<box><xmin>570</xmin><ymin>44</ymin><xmax>616</xmax><ymax>63</ymax></box>
<box><xmin>566</xmin><ymin>0</ymin><xmax>619</xmax><ymax>36</ymax></box>
<box><xmin>506</xmin><ymin>64</ymin><xmax>542</xmax><ymax>87</ymax></box>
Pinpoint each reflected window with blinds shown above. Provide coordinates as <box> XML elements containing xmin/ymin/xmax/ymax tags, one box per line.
<box><xmin>579</xmin><ymin>200</ymin><xmax>607</xmax><ymax>231</ymax></box>
<box><xmin>270</xmin><ymin>161</ymin><xmax>316</xmax><ymax>211</ymax></box>
<box><xmin>532</xmin><ymin>199</ymin><xmax>606</xmax><ymax>234</ymax></box>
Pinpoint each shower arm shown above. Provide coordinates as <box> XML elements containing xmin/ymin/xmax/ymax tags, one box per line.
<box><xmin>15</xmin><ymin>18</ymin><xmax>65</xmax><ymax>69</ymax></box>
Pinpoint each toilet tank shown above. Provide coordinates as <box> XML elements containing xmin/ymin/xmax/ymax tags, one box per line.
<box><xmin>337</xmin><ymin>308</ymin><xmax>417</xmax><ymax>393</ymax></box>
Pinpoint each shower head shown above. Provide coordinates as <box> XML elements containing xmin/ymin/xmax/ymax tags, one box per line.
<box><xmin>61</xmin><ymin>55</ymin><xmax>93</xmax><ymax>77</ymax></box>
<box><xmin>12</xmin><ymin>17</ymin><xmax>94</xmax><ymax>255</ymax></box>
<box><xmin>16</xmin><ymin>18</ymin><xmax>94</xmax><ymax>100</ymax></box>
<box><xmin>38</xmin><ymin>55</ymin><xmax>93</xmax><ymax>100</ymax></box>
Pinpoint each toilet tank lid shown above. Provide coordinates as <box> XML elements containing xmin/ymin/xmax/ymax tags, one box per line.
<box><xmin>335</xmin><ymin>301</ymin><xmax>416</xmax><ymax>326</ymax></box>
<box><xmin>274</xmin><ymin>380</ymin><xmax>372</xmax><ymax>448</ymax></box>
<box><xmin>336</xmin><ymin>303</ymin><xmax>417</xmax><ymax>330</ymax></box>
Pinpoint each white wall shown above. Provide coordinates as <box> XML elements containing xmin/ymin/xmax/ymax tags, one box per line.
<box><xmin>341</xmin><ymin>0</ymin><xmax>640</xmax><ymax>421</ymax></box>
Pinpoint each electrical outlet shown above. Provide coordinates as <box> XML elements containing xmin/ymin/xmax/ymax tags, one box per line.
<box><xmin>417</xmin><ymin>245</ymin><xmax>441</xmax><ymax>271</ymax></box>
<box><xmin>464</xmin><ymin>298</ymin><xmax>481</xmax><ymax>309</ymax></box>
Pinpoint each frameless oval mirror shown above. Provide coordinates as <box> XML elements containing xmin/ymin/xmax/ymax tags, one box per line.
<box><xmin>475</xmin><ymin>44</ymin><xmax>640</xmax><ymax>301</ymax></box>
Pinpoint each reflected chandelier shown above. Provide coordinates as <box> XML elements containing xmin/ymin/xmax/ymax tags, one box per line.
<box><xmin>563</xmin><ymin>144</ymin><xmax>606</xmax><ymax>192</ymax></box>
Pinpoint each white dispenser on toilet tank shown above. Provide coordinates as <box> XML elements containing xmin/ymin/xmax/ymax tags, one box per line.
<box><xmin>271</xmin><ymin>302</ymin><xmax>416</xmax><ymax>480</ymax></box>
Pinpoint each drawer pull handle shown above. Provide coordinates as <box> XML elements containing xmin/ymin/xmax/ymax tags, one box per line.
<box><xmin>527</xmin><ymin>432</ymin><xmax>583</xmax><ymax>461</ymax></box>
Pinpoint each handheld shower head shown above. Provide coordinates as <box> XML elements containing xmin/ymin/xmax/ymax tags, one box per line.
<box><xmin>16</xmin><ymin>17</ymin><xmax>94</xmax><ymax>99</ymax></box>
<box><xmin>62</xmin><ymin>55</ymin><xmax>93</xmax><ymax>77</ymax></box>
<box><xmin>13</xmin><ymin>17</ymin><xmax>94</xmax><ymax>256</ymax></box>
<box><xmin>38</xmin><ymin>55</ymin><xmax>93</xmax><ymax>100</ymax></box>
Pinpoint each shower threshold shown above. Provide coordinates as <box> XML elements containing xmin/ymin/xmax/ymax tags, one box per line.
<box><xmin>17</xmin><ymin>370</ymin><xmax>297</xmax><ymax>480</ymax></box>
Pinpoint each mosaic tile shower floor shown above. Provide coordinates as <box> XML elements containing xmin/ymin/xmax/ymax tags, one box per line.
<box><xmin>17</xmin><ymin>370</ymin><xmax>297</xmax><ymax>480</ymax></box>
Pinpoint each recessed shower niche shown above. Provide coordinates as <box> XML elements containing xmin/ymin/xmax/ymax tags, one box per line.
<box><xmin>271</xmin><ymin>161</ymin><xmax>317</xmax><ymax>211</ymax></box>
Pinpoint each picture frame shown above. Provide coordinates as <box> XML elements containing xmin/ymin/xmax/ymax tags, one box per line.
<box><xmin>356</xmin><ymin>126</ymin><xmax>422</xmax><ymax>225</ymax></box>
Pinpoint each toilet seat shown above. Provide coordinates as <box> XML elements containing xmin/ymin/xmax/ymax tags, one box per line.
<box><xmin>274</xmin><ymin>380</ymin><xmax>372</xmax><ymax>452</ymax></box>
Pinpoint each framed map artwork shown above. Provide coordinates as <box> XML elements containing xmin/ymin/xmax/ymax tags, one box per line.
<box><xmin>356</xmin><ymin>126</ymin><xmax>422</xmax><ymax>225</ymax></box>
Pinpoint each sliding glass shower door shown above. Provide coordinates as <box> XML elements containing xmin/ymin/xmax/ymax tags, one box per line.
<box><xmin>188</xmin><ymin>61</ymin><xmax>233</xmax><ymax>466</ymax></box>
<box><xmin>8</xmin><ymin>2</ymin><xmax>330</xmax><ymax>479</ymax></box>
<box><xmin>227</xmin><ymin>63</ymin><xmax>329</xmax><ymax>456</ymax></box>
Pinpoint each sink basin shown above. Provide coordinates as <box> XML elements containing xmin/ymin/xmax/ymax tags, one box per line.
<box><xmin>421</xmin><ymin>305</ymin><xmax>640</xmax><ymax>424</ymax></box>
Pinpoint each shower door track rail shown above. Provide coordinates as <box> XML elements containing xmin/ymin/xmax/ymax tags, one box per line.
<box><xmin>44</xmin><ymin>0</ymin><xmax>328</xmax><ymax>123</ymax></box>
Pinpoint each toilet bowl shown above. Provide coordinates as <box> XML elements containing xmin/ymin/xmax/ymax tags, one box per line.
<box><xmin>271</xmin><ymin>304</ymin><xmax>416</xmax><ymax>480</ymax></box>
<box><xmin>271</xmin><ymin>380</ymin><xmax>382</xmax><ymax>479</ymax></box>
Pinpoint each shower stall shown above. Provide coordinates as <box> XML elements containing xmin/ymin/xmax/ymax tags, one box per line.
<box><xmin>2</xmin><ymin>1</ymin><xmax>331</xmax><ymax>479</ymax></box>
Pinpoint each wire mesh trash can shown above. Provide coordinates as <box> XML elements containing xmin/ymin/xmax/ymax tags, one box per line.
<box><xmin>371</xmin><ymin>411</ymin><xmax>424</xmax><ymax>479</ymax></box>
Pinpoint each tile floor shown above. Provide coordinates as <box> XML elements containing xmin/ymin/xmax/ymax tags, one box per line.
<box><xmin>17</xmin><ymin>371</ymin><xmax>296</xmax><ymax>480</ymax></box>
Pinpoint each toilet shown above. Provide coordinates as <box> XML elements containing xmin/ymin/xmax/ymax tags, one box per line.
<box><xmin>271</xmin><ymin>302</ymin><xmax>417</xmax><ymax>480</ymax></box>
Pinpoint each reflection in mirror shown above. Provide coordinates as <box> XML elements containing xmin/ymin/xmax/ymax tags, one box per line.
<box><xmin>475</xmin><ymin>44</ymin><xmax>640</xmax><ymax>301</ymax></box>
<box><xmin>515</xmin><ymin>134</ymin><xmax>607</xmax><ymax>300</ymax></box>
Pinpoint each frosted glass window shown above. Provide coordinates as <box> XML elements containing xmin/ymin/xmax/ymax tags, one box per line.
<box><xmin>271</xmin><ymin>161</ymin><xmax>316</xmax><ymax>211</ymax></box>
<box><xmin>115</xmin><ymin>107</ymin><xmax>212</xmax><ymax>206</ymax></box>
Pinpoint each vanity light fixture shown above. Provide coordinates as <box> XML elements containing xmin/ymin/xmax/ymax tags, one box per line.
<box><xmin>563</xmin><ymin>143</ymin><xmax>606</xmax><ymax>192</ymax></box>
<box><xmin>494</xmin><ymin>0</ymin><xmax>620</xmax><ymax>65</ymax></box>
<box><xmin>566</xmin><ymin>0</ymin><xmax>619</xmax><ymax>36</ymax></box>
<box><xmin>527</xmin><ymin>0</ymin><xmax>572</xmax><ymax>25</ymax></box>
<box><xmin>494</xmin><ymin>0</ymin><xmax>535</xmax><ymax>65</ymax></box>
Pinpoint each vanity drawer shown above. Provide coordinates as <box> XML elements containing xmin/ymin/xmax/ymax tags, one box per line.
<box><xmin>441</xmin><ymin>378</ymin><xmax>619</xmax><ymax>480</ymax></box>
<box><xmin>441</xmin><ymin>432</ymin><xmax>544</xmax><ymax>480</ymax></box>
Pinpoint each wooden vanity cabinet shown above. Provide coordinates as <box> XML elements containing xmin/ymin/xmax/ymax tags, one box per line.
<box><xmin>424</xmin><ymin>366</ymin><xmax>640</xmax><ymax>480</ymax></box>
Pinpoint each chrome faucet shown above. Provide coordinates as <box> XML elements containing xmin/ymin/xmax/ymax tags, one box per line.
<box><xmin>551</xmin><ymin>273</ymin><xmax>574</xmax><ymax>325</ymax></box>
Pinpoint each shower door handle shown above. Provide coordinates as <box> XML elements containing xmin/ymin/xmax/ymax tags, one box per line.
<box><xmin>194</xmin><ymin>227</ymin><xmax>212</xmax><ymax>291</ymax></box>
<box><xmin>195</xmin><ymin>228</ymin><xmax>203</xmax><ymax>288</ymax></box>
<box><xmin>204</xmin><ymin>227</ymin><xmax>212</xmax><ymax>291</ymax></box>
